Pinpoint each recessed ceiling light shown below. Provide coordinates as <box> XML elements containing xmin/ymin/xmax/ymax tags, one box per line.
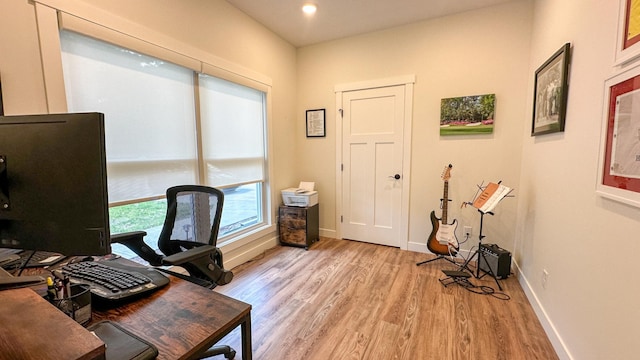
<box><xmin>302</xmin><ymin>4</ymin><xmax>317</xmax><ymax>15</ymax></box>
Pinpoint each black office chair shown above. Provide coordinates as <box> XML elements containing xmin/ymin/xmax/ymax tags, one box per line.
<box><xmin>112</xmin><ymin>185</ymin><xmax>236</xmax><ymax>359</ymax></box>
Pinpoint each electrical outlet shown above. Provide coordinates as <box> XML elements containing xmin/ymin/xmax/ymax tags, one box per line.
<box><xmin>542</xmin><ymin>269</ymin><xmax>549</xmax><ymax>289</ymax></box>
<box><xmin>464</xmin><ymin>226</ymin><xmax>472</xmax><ymax>237</ymax></box>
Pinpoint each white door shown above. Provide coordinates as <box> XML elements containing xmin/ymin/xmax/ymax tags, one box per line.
<box><xmin>340</xmin><ymin>85</ymin><xmax>407</xmax><ymax>247</ymax></box>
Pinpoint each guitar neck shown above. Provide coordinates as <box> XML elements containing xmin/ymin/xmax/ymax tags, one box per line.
<box><xmin>442</xmin><ymin>180</ymin><xmax>449</xmax><ymax>224</ymax></box>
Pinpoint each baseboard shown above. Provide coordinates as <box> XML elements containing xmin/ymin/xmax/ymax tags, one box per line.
<box><xmin>407</xmin><ymin>240</ymin><xmax>426</xmax><ymax>253</ymax></box>
<box><xmin>225</xmin><ymin>230</ymin><xmax>334</xmax><ymax>269</ymax></box>
<box><xmin>223</xmin><ymin>235</ymin><xmax>278</xmax><ymax>270</ymax></box>
<box><xmin>409</xmin><ymin>240</ymin><xmax>473</xmax><ymax>263</ymax></box>
<box><xmin>514</xmin><ymin>260</ymin><xmax>573</xmax><ymax>360</ymax></box>
<box><xmin>320</xmin><ymin>228</ymin><xmax>336</xmax><ymax>238</ymax></box>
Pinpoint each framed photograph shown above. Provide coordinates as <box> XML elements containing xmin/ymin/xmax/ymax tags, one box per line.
<box><xmin>615</xmin><ymin>0</ymin><xmax>640</xmax><ymax>66</ymax></box>
<box><xmin>439</xmin><ymin>94</ymin><xmax>495</xmax><ymax>136</ymax></box>
<box><xmin>532</xmin><ymin>43</ymin><xmax>571</xmax><ymax>136</ymax></box>
<box><xmin>306</xmin><ymin>108</ymin><xmax>325</xmax><ymax>137</ymax></box>
<box><xmin>596</xmin><ymin>62</ymin><xmax>640</xmax><ymax>208</ymax></box>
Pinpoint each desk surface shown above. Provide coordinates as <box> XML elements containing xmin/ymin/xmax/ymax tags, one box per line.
<box><xmin>0</xmin><ymin>260</ymin><xmax>252</xmax><ymax>360</ymax></box>
<box><xmin>0</xmin><ymin>287</ymin><xmax>105</xmax><ymax>360</ymax></box>
<box><xmin>92</xmin><ymin>273</ymin><xmax>251</xmax><ymax>359</ymax></box>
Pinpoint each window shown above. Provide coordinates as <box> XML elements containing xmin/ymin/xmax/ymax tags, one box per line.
<box><xmin>60</xmin><ymin>31</ymin><xmax>269</xmax><ymax>246</ymax></box>
<box><xmin>61</xmin><ymin>31</ymin><xmax>198</xmax><ymax>203</ymax></box>
<box><xmin>199</xmin><ymin>75</ymin><xmax>266</xmax><ymax>235</ymax></box>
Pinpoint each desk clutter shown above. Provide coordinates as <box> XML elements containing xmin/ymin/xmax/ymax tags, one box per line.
<box><xmin>0</xmin><ymin>288</ymin><xmax>158</xmax><ymax>360</ymax></box>
<box><xmin>0</xmin><ymin>256</ymin><xmax>170</xmax><ymax>359</ymax></box>
<box><xmin>0</xmin><ymin>256</ymin><xmax>253</xmax><ymax>360</ymax></box>
<box><xmin>47</xmin><ymin>280</ymin><xmax>92</xmax><ymax>326</ymax></box>
<box><xmin>0</xmin><ymin>248</ymin><xmax>66</xmax><ymax>269</ymax></box>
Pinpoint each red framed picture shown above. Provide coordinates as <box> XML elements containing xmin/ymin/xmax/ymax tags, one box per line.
<box><xmin>597</xmin><ymin>63</ymin><xmax>640</xmax><ymax>207</ymax></box>
<box><xmin>616</xmin><ymin>0</ymin><xmax>640</xmax><ymax>65</ymax></box>
<box><xmin>624</xmin><ymin>0</ymin><xmax>640</xmax><ymax>49</ymax></box>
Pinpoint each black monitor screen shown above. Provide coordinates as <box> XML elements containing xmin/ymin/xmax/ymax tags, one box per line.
<box><xmin>0</xmin><ymin>112</ymin><xmax>111</xmax><ymax>256</ymax></box>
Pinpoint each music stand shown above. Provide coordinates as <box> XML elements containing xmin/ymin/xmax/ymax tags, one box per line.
<box><xmin>459</xmin><ymin>182</ymin><xmax>513</xmax><ymax>291</ymax></box>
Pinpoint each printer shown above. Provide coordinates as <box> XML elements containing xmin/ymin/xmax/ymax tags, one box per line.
<box><xmin>281</xmin><ymin>181</ymin><xmax>318</xmax><ymax>207</ymax></box>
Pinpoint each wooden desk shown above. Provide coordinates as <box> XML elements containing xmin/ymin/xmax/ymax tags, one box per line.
<box><xmin>0</xmin><ymin>287</ymin><xmax>105</xmax><ymax>360</ymax></box>
<box><xmin>0</xmin><ymin>265</ymin><xmax>252</xmax><ymax>360</ymax></box>
<box><xmin>92</xmin><ymin>273</ymin><xmax>252</xmax><ymax>360</ymax></box>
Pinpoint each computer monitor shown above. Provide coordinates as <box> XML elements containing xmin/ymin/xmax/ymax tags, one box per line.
<box><xmin>0</xmin><ymin>112</ymin><xmax>111</xmax><ymax>256</ymax></box>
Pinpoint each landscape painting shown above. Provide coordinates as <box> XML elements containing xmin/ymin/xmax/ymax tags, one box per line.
<box><xmin>440</xmin><ymin>93</ymin><xmax>495</xmax><ymax>136</ymax></box>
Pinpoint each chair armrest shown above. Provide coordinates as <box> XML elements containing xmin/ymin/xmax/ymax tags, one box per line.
<box><xmin>110</xmin><ymin>231</ymin><xmax>148</xmax><ymax>244</ymax></box>
<box><xmin>162</xmin><ymin>245</ymin><xmax>216</xmax><ymax>266</ymax></box>
<box><xmin>110</xmin><ymin>231</ymin><xmax>164</xmax><ymax>266</ymax></box>
<box><xmin>162</xmin><ymin>245</ymin><xmax>234</xmax><ymax>286</ymax></box>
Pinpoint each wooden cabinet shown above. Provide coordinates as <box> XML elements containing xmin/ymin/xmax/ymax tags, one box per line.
<box><xmin>279</xmin><ymin>204</ymin><xmax>319</xmax><ymax>249</ymax></box>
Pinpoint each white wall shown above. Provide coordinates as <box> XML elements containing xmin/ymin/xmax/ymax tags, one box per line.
<box><xmin>296</xmin><ymin>1</ymin><xmax>533</xmax><ymax>258</ymax></box>
<box><xmin>0</xmin><ymin>1</ymin><xmax>49</xmax><ymax>114</ymax></box>
<box><xmin>517</xmin><ymin>0</ymin><xmax>640</xmax><ymax>359</ymax></box>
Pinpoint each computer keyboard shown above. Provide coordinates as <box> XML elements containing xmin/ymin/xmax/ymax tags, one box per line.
<box><xmin>60</xmin><ymin>260</ymin><xmax>169</xmax><ymax>302</ymax></box>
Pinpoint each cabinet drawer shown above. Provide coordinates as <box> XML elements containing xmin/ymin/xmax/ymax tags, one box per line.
<box><xmin>279</xmin><ymin>206</ymin><xmax>307</xmax><ymax>219</ymax></box>
<box><xmin>279</xmin><ymin>225</ymin><xmax>307</xmax><ymax>245</ymax></box>
<box><xmin>280</xmin><ymin>217</ymin><xmax>306</xmax><ymax>231</ymax></box>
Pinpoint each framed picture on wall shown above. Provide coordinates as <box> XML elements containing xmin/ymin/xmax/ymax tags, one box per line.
<box><xmin>615</xmin><ymin>0</ymin><xmax>640</xmax><ymax>66</ymax></box>
<box><xmin>596</xmin><ymin>62</ymin><xmax>640</xmax><ymax>208</ymax></box>
<box><xmin>306</xmin><ymin>109</ymin><xmax>326</xmax><ymax>137</ymax></box>
<box><xmin>531</xmin><ymin>43</ymin><xmax>571</xmax><ymax>136</ymax></box>
<box><xmin>439</xmin><ymin>94</ymin><xmax>495</xmax><ymax>136</ymax></box>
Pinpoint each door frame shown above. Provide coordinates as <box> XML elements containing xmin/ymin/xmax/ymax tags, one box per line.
<box><xmin>334</xmin><ymin>75</ymin><xmax>415</xmax><ymax>250</ymax></box>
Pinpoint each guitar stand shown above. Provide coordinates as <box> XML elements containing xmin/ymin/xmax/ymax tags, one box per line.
<box><xmin>416</xmin><ymin>254</ymin><xmax>458</xmax><ymax>266</ymax></box>
<box><xmin>459</xmin><ymin>210</ymin><xmax>503</xmax><ymax>291</ymax></box>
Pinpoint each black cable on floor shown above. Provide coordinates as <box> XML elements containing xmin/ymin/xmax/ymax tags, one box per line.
<box><xmin>453</xmin><ymin>276</ymin><xmax>511</xmax><ymax>300</ymax></box>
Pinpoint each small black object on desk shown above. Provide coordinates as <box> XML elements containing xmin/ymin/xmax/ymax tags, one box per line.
<box><xmin>88</xmin><ymin>320</ymin><xmax>158</xmax><ymax>360</ymax></box>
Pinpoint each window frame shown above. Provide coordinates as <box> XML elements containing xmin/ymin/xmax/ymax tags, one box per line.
<box><xmin>36</xmin><ymin>3</ymin><xmax>276</xmax><ymax>248</ymax></box>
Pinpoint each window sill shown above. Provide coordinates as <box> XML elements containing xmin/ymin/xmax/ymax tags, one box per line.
<box><xmin>218</xmin><ymin>223</ymin><xmax>276</xmax><ymax>253</ymax></box>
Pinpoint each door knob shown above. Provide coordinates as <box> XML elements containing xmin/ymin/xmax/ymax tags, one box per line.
<box><xmin>389</xmin><ymin>174</ymin><xmax>401</xmax><ymax>180</ymax></box>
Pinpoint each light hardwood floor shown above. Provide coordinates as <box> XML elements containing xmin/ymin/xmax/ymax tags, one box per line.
<box><xmin>214</xmin><ymin>237</ymin><xmax>558</xmax><ymax>360</ymax></box>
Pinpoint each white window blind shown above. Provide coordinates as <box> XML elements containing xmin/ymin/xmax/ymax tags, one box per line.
<box><xmin>60</xmin><ymin>30</ymin><xmax>198</xmax><ymax>204</ymax></box>
<box><xmin>198</xmin><ymin>75</ymin><xmax>266</xmax><ymax>187</ymax></box>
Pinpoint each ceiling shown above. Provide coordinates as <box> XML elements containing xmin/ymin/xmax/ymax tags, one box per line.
<box><xmin>225</xmin><ymin>0</ymin><xmax>516</xmax><ymax>47</ymax></box>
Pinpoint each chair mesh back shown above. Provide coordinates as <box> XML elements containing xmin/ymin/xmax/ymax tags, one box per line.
<box><xmin>159</xmin><ymin>186</ymin><xmax>223</xmax><ymax>256</ymax></box>
<box><xmin>173</xmin><ymin>191</ymin><xmax>217</xmax><ymax>243</ymax></box>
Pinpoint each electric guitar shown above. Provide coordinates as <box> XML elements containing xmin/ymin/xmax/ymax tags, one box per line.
<box><xmin>426</xmin><ymin>164</ymin><xmax>460</xmax><ymax>255</ymax></box>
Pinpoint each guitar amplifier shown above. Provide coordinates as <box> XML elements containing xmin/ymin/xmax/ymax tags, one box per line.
<box><xmin>478</xmin><ymin>243</ymin><xmax>511</xmax><ymax>279</ymax></box>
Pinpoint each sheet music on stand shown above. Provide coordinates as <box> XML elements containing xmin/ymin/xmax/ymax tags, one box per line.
<box><xmin>472</xmin><ymin>182</ymin><xmax>513</xmax><ymax>213</ymax></box>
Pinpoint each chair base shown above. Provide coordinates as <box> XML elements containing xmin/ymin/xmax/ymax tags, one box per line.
<box><xmin>196</xmin><ymin>345</ymin><xmax>236</xmax><ymax>359</ymax></box>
